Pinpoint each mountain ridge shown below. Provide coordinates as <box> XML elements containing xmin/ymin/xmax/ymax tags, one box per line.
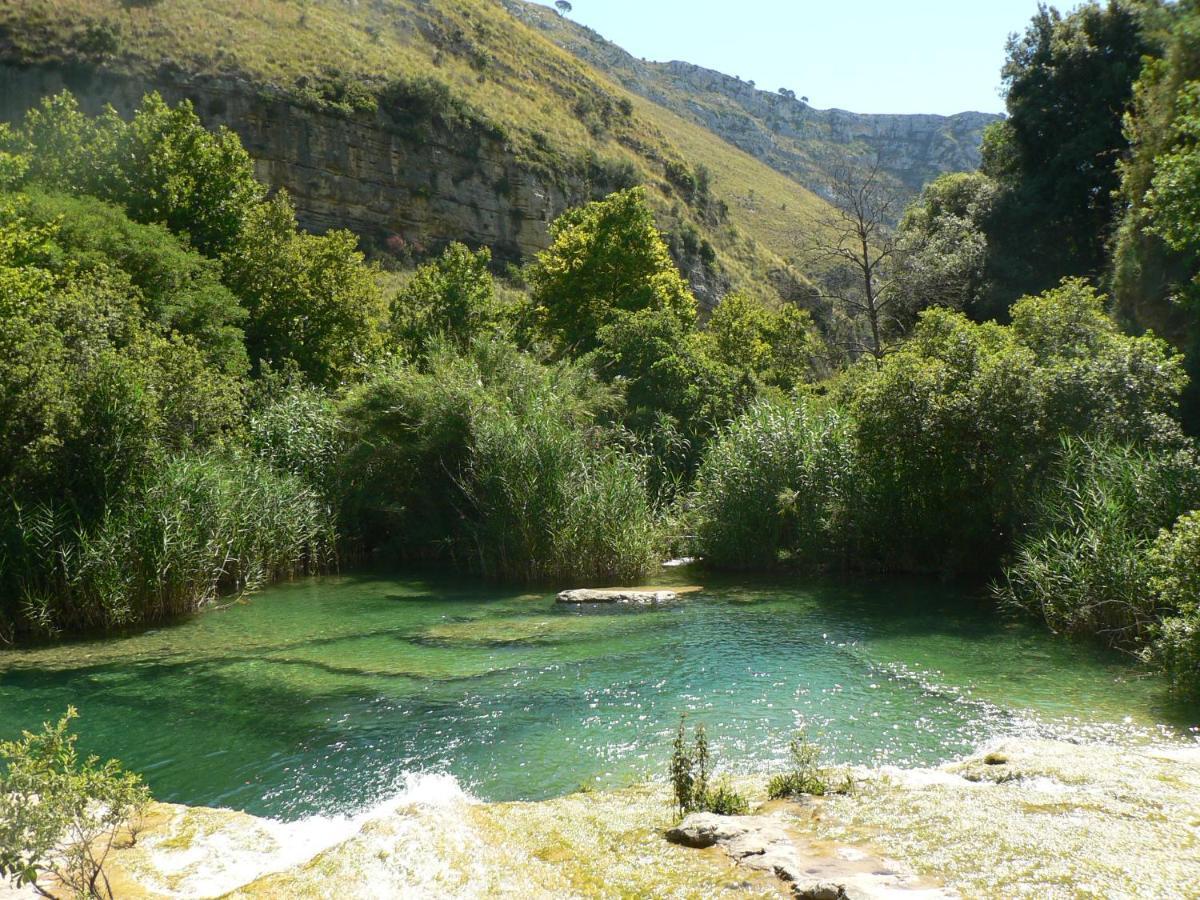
<box><xmin>504</xmin><ymin>0</ymin><xmax>1001</xmax><ymax>200</ymax></box>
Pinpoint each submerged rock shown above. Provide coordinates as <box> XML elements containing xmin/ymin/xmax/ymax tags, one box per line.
<box><xmin>556</xmin><ymin>588</ymin><xmax>677</xmax><ymax>604</ymax></box>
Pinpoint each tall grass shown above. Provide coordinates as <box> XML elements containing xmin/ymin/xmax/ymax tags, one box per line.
<box><xmin>996</xmin><ymin>437</ymin><xmax>1200</xmax><ymax>646</ymax></box>
<box><xmin>687</xmin><ymin>399</ymin><xmax>857</xmax><ymax>570</ymax></box>
<box><xmin>465</xmin><ymin>404</ymin><xmax>658</xmax><ymax>583</ymax></box>
<box><xmin>1</xmin><ymin>453</ymin><xmax>334</xmax><ymax>638</ymax></box>
<box><xmin>339</xmin><ymin>337</ymin><xmax>660</xmax><ymax>584</ymax></box>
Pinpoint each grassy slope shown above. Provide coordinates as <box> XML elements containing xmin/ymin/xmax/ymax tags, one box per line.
<box><xmin>0</xmin><ymin>0</ymin><xmax>837</xmax><ymax>301</ymax></box>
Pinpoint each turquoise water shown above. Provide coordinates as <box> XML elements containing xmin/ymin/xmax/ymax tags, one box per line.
<box><xmin>0</xmin><ymin>569</ymin><xmax>1195</xmax><ymax>821</ymax></box>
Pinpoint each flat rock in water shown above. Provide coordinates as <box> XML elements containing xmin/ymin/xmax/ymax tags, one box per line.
<box><xmin>556</xmin><ymin>588</ymin><xmax>677</xmax><ymax>604</ymax></box>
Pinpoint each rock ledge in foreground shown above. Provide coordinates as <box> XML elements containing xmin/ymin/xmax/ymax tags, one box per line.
<box><xmin>556</xmin><ymin>588</ymin><xmax>677</xmax><ymax>604</ymax></box>
<box><xmin>666</xmin><ymin>812</ymin><xmax>847</xmax><ymax>898</ymax></box>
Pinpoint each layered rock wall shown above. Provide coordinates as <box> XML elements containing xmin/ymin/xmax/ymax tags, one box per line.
<box><xmin>0</xmin><ymin>62</ymin><xmax>588</xmax><ymax>261</ymax></box>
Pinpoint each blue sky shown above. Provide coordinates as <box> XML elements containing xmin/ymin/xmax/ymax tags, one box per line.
<box><xmin>527</xmin><ymin>0</ymin><xmax>1061</xmax><ymax>115</ymax></box>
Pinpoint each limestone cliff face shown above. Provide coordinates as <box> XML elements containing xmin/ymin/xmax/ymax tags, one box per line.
<box><xmin>504</xmin><ymin>1</ymin><xmax>1001</xmax><ymax>200</ymax></box>
<box><xmin>0</xmin><ymin>63</ymin><xmax>594</xmax><ymax>263</ymax></box>
<box><xmin>0</xmin><ymin>62</ymin><xmax>735</xmax><ymax>306</ymax></box>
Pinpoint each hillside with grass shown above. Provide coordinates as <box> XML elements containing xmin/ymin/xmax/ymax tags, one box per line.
<box><xmin>0</xmin><ymin>0</ymin><xmax>854</xmax><ymax>306</ymax></box>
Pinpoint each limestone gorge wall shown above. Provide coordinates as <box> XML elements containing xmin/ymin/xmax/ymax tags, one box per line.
<box><xmin>0</xmin><ymin>62</ymin><xmax>595</xmax><ymax>262</ymax></box>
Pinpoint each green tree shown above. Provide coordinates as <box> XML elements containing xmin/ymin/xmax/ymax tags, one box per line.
<box><xmin>1112</xmin><ymin>1</ymin><xmax>1200</xmax><ymax>429</ymax></box>
<box><xmin>222</xmin><ymin>191</ymin><xmax>387</xmax><ymax>386</ymax></box>
<box><xmin>981</xmin><ymin>1</ymin><xmax>1159</xmax><ymax>309</ymax></box>
<box><xmin>22</xmin><ymin>190</ymin><xmax>248</xmax><ymax>375</ymax></box>
<box><xmin>593</xmin><ymin>308</ymin><xmax>751</xmax><ymax>479</ymax></box>
<box><xmin>893</xmin><ymin>172</ymin><xmax>996</xmax><ymax>323</ymax></box>
<box><xmin>529</xmin><ymin>187</ymin><xmax>695</xmax><ymax>354</ymax></box>
<box><xmin>702</xmin><ymin>292</ymin><xmax>814</xmax><ymax>392</ymax></box>
<box><xmin>107</xmin><ymin>92</ymin><xmax>265</xmax><ymax>256</ymax></box>
<box><xmin>390</xmin><ymin>242</ymin><xmax>499</xmax><ymax>356</ymax></box>
<box><xmin>14</xmin><ymin>91</ymin><xmax>265</xmax><ymax>256</ymax></box>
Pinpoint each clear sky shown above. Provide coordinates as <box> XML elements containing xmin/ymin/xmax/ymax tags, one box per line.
<box><xmin>527</xmin><ymin>0</ymin><xmax>1063</xmax><ymax>116</ymax></box>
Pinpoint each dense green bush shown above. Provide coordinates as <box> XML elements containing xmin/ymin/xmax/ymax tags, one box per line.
<box><xmin>689</xmin><ymin>400</ymin><xmax>856</xmax><ymax>570</ymax></box>
<box><xmin>1145</xmin><ymin>511</ymin><xmax>1200</xmax><ymax>697</ymax></box>
<box><xmin>0</xmin><ymin>195</ymin><xmax>244</xmax><ymax>511</ymax></box>
<box><xmin>463</xmin><ymin>398</ymin><xmax>658</xmax><ymax>583</ymax></box>
<box><xmin>847</xmin><ymin>280</ymin><xmax>1186</xmax><ymax>573</ymax></box>
<box><xmin>339</xmin><ymin>338</ymin><xmax>657</xmax><ymax>582</ymax></box>
<box><xmin>997</xmin><ymin>437</ymin><xmax>1200</xmax><ymax>646</ymax></box>
<box><xmin>849</xmin><ymin>307</ymin><xmax>1043</xmax><ymax>572</ymax></box>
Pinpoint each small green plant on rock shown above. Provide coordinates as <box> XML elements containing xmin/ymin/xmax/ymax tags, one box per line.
<box><xmin>0</xmin><ymin>708</ymin><xmax>151</xmax><ymax>899</ymax></box>
<box><xmin>669</xmin><ymin>716</ymin><xmax>749</xmax><ymax>818</ymax></box>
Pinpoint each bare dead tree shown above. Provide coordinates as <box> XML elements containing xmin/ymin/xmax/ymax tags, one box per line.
<box><xmin>805</xmin><ymin>160</ymin><xmax>904</xmax><ymax>366</ymax></box>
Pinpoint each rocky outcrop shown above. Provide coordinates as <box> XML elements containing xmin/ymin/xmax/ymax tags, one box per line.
<box><xmin>556</xmin><ymin>588</ymin><xmax>678</xmax><ymax>604</ymax></box>
<box><xmin>666</xmin><ymin>811</ymin><xmax>956</xmax><ymax>899</ymax></box>
<box><xmin>0</xmin><ymin>62</ymin><xmax>602</xmax><ymax>264</ymax></box>
<box><xmin>667</xmin><ymin>812</ymin><xmax>841</xmax><ymax>896</ymax></box>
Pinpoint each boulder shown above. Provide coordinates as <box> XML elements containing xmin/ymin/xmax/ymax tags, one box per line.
<box><xmin>556</xmin><ymin>589</ymin><xmax>677</xmax><ymax>604</ymax></box>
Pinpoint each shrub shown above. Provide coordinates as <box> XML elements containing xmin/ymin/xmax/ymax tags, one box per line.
<box><xmin>19</xmin><ymin>190</ymin><xmax>249</xmax><ymax>376</ymax></box>
<box><xmin>465</xmin><ymin>407</ymin><xmax>658</xmax><ymax>583</ymax></box>
<box><xmin>689</xmin><ymin>399</ymin><xmax>857</xmax><ymax>570</ymax></box>
<box><xmin>703</xmin><ymin>778</ymin><xmax>750</xmax><ymax>816</ymax></box>
<box><xmin>1146</xmin><ymin>511</ymin><xmax>1200</xmax><ymax>697</ymax></box>
<box><xmin>0</xmin><ymin>708</ymin><xmax>150</xmax><ymax>900</ymax></box>
<box><xmin>997</xmin><ymin>438</ymin><xmax>1200</xmax><ymax>646</ymax></box>
<box><xmin>247</xmin><ymin>383</ymin><xmax>343</xmax><ymax>496</ymax></box>
<box><xmin>339</xmin><ymin>338</ymin><xmax>657</xmax><ymax>582</ymax></box>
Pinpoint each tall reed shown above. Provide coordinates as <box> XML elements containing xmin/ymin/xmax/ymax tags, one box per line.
<box><xmin>1</xmin><ymin>453</ymin><xmax>334</xmax><ymax>637</ymax></box>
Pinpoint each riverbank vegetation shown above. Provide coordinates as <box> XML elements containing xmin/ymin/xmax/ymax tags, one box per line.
<box><xmin>4</xmin><ymin>0</ymin><xmax>1200</xmax><ymax>704</ymax></box>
